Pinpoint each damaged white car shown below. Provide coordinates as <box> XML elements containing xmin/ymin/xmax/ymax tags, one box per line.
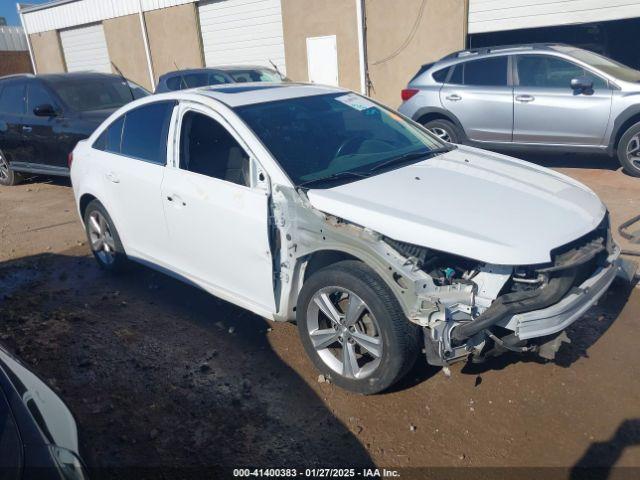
<box><xmin>70</xmin><ymin>84</ymin><xmax>628</xmax><ymax>394</ymax></box>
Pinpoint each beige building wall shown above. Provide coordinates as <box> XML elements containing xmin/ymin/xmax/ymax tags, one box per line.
<box><xmin>29</xmin><ymin>30</ymin><xmax>66</xmax><ymax>74</ymax></box>
<box><xmin>365</xmin><ymin>0</ymin><xmax>468</xmax><ymax>107</ymax></box>
<box><xmin>103</xmin><ymin>14</ymin><xmax>152</xmax><ymax>91</ymax></box>
<box><xmin>281</xmin><ymin>0</ymin><xmax>361</xmax><ymax>92</ymax></box>
<box><xmin>144</xmin><ymin>3</ymin><xmax>204</xmax><ymax>84</ymax></box>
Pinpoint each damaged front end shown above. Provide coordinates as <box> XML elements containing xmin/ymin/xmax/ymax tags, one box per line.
<box><xmin>270</xmin><ymin>186</ymin><xmax>626</xmax><ymax>369</ymax></box>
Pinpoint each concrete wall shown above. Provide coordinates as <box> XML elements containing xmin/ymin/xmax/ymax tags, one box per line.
<box><xmin>365</xmin><ymin>0</ymin><xmax>468</xmax><ymax>107</ymax></box>
<box><xmin>0</xmin><ymin>51</ymin><xmax>33</xmax><ymax>76</ymax></box>
<box><xmin>29</xmin><ymin>30</ymin><xmax>66</xmax><ymax>73</ymax></box>
<box><xmin>103</xmin><ymin>14</ymin><xmax>152</xmax><ymax>90</ymax></box>
<box><xmin>281</xmin><ymin>0</ymin><xmax>361</xmax><ymax>92</ymax></box>
<box><xmin>144</xmin><ymin>3</ymin><xmax>203</xmax><ymax>84</ymax></box>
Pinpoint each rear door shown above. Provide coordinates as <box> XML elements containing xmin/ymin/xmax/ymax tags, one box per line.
<box><xmin>439</xmin><ymin>55</ymin><xmax>513</xmax><ymax>142</ymax></box>
<box><xmin>160</xmin><ymin>103</ymin><xmax>275</xmax><ymax>316</ymax></box>
<box><xmin>0</xmin><ymin>80</ymin><xmax>27</xmax><ymax>166</ymax></box>
<box><xmin>91</xmin><ymin>101</ymin><xmax>176</xmax><ymax>264</ymax></box>
<box><xmin>512</xmin><ymin>54</ymin><xmax>612</xmax><ymax>146</ymax></box>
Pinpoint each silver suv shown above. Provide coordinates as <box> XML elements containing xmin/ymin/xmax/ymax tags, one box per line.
<box><xmin>398</xmin><ymin>43</ymin><xmax>640</xmax><ymax>177</ymax></box>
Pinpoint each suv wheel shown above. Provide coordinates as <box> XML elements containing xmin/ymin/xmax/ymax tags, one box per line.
<box><xmin>83</xmin><ymin>200</ymin><xmax>128</xmax><ymax>272</ymax></box>
<box><xmin>0</xmin><ymin>150</ymin><xmax>22</xmax><ymax>186</ymax></box>
<box><xmin>617</xmin><ymin>122</ymin><xmax>640</xmax><ymax>177</ymax></box>
<box><xmin>296</xmin><ymin>260</ymin><xmax>420</xmax><ymax>394</ymax></box>
<box><xmin>422</xmin><ymin>119</ymin><xmax>461</xmax><ymax>144</ymax></box>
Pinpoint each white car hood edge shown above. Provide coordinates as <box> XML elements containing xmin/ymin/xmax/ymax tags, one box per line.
<box><xmin>306</xmin><ymin>146</ymin><xmax>606</xmax><ymax>266</ymax></box>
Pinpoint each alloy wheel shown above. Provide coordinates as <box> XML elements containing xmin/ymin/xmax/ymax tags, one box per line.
<box><xmin>626</xmin><ymin>133</ymin><xmax>640</xmax><ymax>171</ymax></box>
<box><xmin>428</xmin><ymin>127</ymin><xmax>451</xmax><ymax>143</ymax></box>
<box><xmin>87</xmin><ymin>211</ymin><xmax>116</xmax><ymax>266</ymax></box>
<box><xmin>306</xmin><ymin>287</ymin><xmax>383</xmax><ymax>379</ymax></box>
<box><xmin>0</xmin><ymin>153</ymin><xmax>9</xmax><ymax>181</ymax></box>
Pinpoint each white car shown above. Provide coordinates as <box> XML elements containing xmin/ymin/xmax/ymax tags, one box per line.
<box><xmin>71</xmin><ymin>83</ymin><xmax>626</xmax><ymax>394</ymax></box>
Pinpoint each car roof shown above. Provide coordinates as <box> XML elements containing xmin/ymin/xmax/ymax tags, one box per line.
<box><xmin>0</xmin><ymin>72</ymin><xmax>126</xmax><ymax>83</ymax></box>
<box><xmin>193</xmin><ymin>82</ymin><xmax>348</xmax><ymax>108</ymax></box>
<box><xmin>159</xmin><ymin>65</ymin><xmax>276</xmax><ymax>79</ymax></box>
<box><xmin>440</xmin><ymin>43</ymin><xmax>573</xmax><ymax>62</ymax></box>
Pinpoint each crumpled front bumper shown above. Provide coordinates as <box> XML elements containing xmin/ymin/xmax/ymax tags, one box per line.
<box><xmin>497</xmin><ymin>249</ymin><xmax>629</xmax><ymax>341</ymax></box>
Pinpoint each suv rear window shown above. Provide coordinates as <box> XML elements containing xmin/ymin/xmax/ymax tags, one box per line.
<box><xmin>449</xmin><ymin>56</ymin><xmax>509</xmax><ymax>87</ymax></box>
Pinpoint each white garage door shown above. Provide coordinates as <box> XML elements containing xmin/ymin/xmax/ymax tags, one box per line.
<box><xmin>469</xmin><ymin>0</ymin><xmax>640</xmax><ymax>34</ymax></box>
<box><xmin>60</xmin><ymin>22</ymin><xmax>111</xmax><ymax>73</ymax></box>
<box><xmin>198</xmin><ymin>0</ymin><xmax>286</xmax><ymax>74</ymax></box>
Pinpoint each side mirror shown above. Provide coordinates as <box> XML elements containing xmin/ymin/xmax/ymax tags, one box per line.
<box><xmin>33</xmin><ymin>104</ymin><xmax>58</xmax><ymax>117</ymax></box>
<box><xmin>570</xmin><ymin>76</ymin><xmax>594</xmax><ymax>91</ymax></box>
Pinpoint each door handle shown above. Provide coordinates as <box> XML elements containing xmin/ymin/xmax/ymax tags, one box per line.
<box><xmin>515</xmin><ymin>95</ymin><xmax>535</xmax><ymax>103</ymax></box>
<box><xmin>445</xmin><ymin>94</ymin><xmax>462</xmax><ymax>102</ymax></box>
<box><xmin>105</xmin><ymin>172</ymin><xmax>120</xmax><ymax>184</ymax></box>
<box><xmin>22</xmin><ymin>125</ymin><xmax>32</xmax><ymax>132</ymax></box>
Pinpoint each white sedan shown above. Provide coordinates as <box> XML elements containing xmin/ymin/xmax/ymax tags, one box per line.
<box><xmin>71</xmin><ymin>83</ymin><xmax>626</xmax><ymax>394</ymax></box>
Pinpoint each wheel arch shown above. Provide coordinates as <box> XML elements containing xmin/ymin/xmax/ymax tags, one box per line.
<box><xmin>609</xmin><ymin>106</ymin><xmax>640</xmax><ymax>154</ymax></box>
<box><xmin>79</xmin><ymin>193</ymin><xmax>98</xmax><ymax>222</ymax></box>
<box><xmin>412</xmin><ymin>107</ymin><xmax>467</xmax><ymax>140</ymax></box>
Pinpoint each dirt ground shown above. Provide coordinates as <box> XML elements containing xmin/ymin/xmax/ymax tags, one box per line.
<box><xmin>0</xmin><ymin>154</ymin><xmax>639</xmax><ymax>479</ymax></box>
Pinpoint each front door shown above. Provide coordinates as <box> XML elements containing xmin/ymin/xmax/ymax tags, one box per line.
<box><xmin>23</xmin><ymin>80</ymin><xmax>69</xmax><ymax>172</ymax></box>
<box><xmin>439</xmin><ymin>55</ymin><xmax>513</xmax><ymax>143</ymax></box>
<box><xmin>0</xmin><ymin>80</ymin><xmax>27</xmax><ymax>165</ymax></box>
<box><xmin>161</xmin><ymin>105</ymin><xmax>275</xmax><ymax>316</ymax></box>
<box><xmin>512</xmin><ymin>54</ymin><xmax>613</xmax><ymax>146</ymax></box>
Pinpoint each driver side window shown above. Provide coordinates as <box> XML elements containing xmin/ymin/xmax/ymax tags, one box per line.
<box><xmin>179</xmin><ymin>111</ymin><xmax>251</xmax><ymax>187</ymax></box>
<box><xmin>516</xmin><ymin>55</ymin><xmax>607</xmax><ymax>89</ymax></box>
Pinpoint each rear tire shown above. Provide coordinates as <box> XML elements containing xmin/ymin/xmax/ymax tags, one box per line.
<box><xmin>83</xmin><ymin>200</ymin><xmax>128</xmax><ymax>272</ymax></box>
<box><xmin>296</xmin><ymin>260</ymin><xmax>420</xmax><ymax>394</ymax></box>
<box><xmin>617</xmin><ymin>122</ymin><xmax>640</xmax><ymax>177</ymax></box>
<box><xmin>422</xmin><ymin>119</ymin><xmax>462</xmax><ymax>144</ymax></box>
<box><xmin>0</xmin><ymin>150</ymin><xmax>23</xmax><ymax>186</ymax></box>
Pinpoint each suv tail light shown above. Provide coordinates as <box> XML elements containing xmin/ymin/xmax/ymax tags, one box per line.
<box><xmin>67</xmin><ymin>152</ymin><xmax>73</xmax><ymax>168</ymax></box>
<box><xmin>401</xmin><ymin>88</ymin><xmax>419</xmax><ymax>101</ymax></box>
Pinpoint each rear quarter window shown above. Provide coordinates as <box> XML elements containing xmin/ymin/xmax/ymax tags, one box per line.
<box><xmin>432</xmin><ymin>67</ymin><xmax>450</xmax><ymax>83</ymax></box>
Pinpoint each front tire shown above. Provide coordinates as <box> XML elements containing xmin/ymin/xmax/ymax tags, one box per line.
<box><xmin>0</xmin><ymin>150</ymin><xmax>23</xmax><ymax>186</ymax></box>
<box><xmin>617</xmin><ymin>122</ymin><xmax>640</xmax><ymax>177</ymax></box>
<box><xmin>83</xmin><ymin>200</ymin><xmax>128</xmax><ymax>272</ymax></box>
<box><xmin>422</xmin><ymin>118</ymin><xmax>461</xmax><ymax>144</ymax></box>
<box><xmin>296</xmin><ymin>260</ymin><xmax>420</xmax><ymax>394</ymax></box>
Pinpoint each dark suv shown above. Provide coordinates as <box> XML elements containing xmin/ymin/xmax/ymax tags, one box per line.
<box><xmin>0</xmin><ymin>72</ymin><xmax>148</xmax><ymax>186</ymax></box>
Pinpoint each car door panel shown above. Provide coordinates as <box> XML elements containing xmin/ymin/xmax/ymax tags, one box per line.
<box><xmin>160</xmin><ymin>105</ymin><xmax>275</xmax><ymax>315</ymax></box>
<box><xmin>161</xmin><ymin>169</ymin><xmax>275</xmax><ymax>314</ymax></box>
<box><xmin>0</xmin><ymin>81</ymin><xmax>27</xmax><ymax>166</ymax></box>
<box><xmin>439</xmin><ymin>55</ymin><xmax>513</xmax><ymax>142</ymax></box>
<box><xmin>513</xmin><ymin>54</ymin><xmax>613</xmax><ymax>146</ymax></box>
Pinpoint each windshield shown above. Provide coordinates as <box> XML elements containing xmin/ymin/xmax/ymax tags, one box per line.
<box><xmin>48</xmin><ymin>77</ymin><xmax>149</xmax><ymax>112</ymax></box>
<box><xmin>569</xmin><ymin>49</ymin><xmax>640</xmax><ymax>83</ymax></box>
<box><xmin>229</xmin><ymin>68</ymin><xmax>286</xmax><ymax>83</ymax></box>
<box><xmin>235</xmin><ymin>93</ymin><xmax>446</xmax><ymax>187</ymax></box>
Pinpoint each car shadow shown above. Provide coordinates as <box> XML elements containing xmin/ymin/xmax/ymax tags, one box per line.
<box><xmin>20</xmin><ymin>174</ymin><xmax>72</xmax><ymax>188</ymax></box>
<box><xmin>461</xmin><ymin>278</ymin><xmax>634</xmax><ymax>375</ymax></box>
<box><xmin>0</xmin><ymin>250</ymin><xmax>374</xmax><ymax>476</ymax></box>
<box><xmin>570</xmin><ymin>418</ymin><xmax>640</xmax><ymax>480</ymax></box>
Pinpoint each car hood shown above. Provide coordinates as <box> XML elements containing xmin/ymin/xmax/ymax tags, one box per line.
<box><xmin>306</xmin><ymin>146</ymin><xmax>606</xmax><ymax>265</ymax></box>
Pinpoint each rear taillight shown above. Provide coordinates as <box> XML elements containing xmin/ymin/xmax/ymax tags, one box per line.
<box><xmin>67</xmin><ymin>152</ymin><xmax>73</xmax><ymax>168</ymax></box>
<box><xmin>401</xmin><ymin>88</ymin><xmax>419</xmax><ymax>101</ymax></box>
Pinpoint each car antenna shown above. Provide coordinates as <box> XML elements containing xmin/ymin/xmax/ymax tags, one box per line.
<box><xmin>268</xmin><ymin>59</ymin><xmax>284</xmax><ymax>79</ymax></box>
<box><xmin>174</xmin><ymin>61</ymin><xmax>189</xmax><ymax>90</ymax></box>
<box><xmin>111</xmin><ymin>61</ymin><xmax>135</xmax><ymax>100</ymax></box>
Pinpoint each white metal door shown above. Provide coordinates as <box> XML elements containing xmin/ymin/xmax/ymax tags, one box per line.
<box><xmin>60</xmin><ymin>23</ymin><xmax>111</xmax><ymax>73</ymax></box>
<box><xmin>306</xmin><ymin>35</ymin><xmax>338</xmax><ymax>86</ymax></box>
<box><xmin>198</xmin><ymin>0</ymin><xmax>286</xmax><ymax>73</ymax></box>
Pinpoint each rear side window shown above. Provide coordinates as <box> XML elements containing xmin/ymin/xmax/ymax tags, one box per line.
<box><xmin>432</xmin><ymin>67</ymin><xmax>449</xmax><ymax>83</ymax></box>
<box><xmin>0</xmin><ymin>82</ymin><xmax>26</xmax><ymax>114</ymax></box>
<box><xmin>448</xmin><ymin>57</ymin><xmax>508</xmax><ymax>87</ymax></box>
<box><xmin>516</xmin><ymin>55</ymin><xmax>608</xmax><ymax>89</ymax></box>
<box><xmin>93</xmin><ymin>116</ymin><xmax>125</xmax><ymax>153</ymax></box>
<box><xmin>120</xmin><ymin>101</ymin><xmax>175</xmax><ymax>164</ymax></box>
